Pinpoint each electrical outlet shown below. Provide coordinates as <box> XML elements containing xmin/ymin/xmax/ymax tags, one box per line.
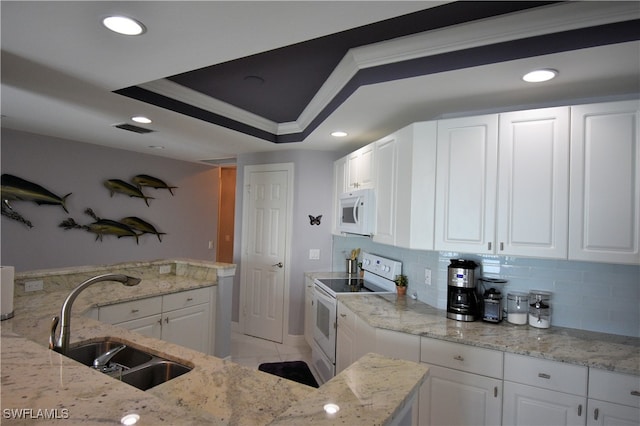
<box><xmin>208</xmin><ymin>240</ymin><xmax>214</xmax><ymax>249</ymax></box>
<box><xmin>159</xmin><ymin>265</ymin><xmax>171</xmax><ymax>274</ymax></box>
<box><xmin>309</xmin><ymin>249</ymin><xmax>320</xmax><ymax>260</ymax></box>
<box><xmin>424</xmin><ymin>268</ymin><xmax>432</xmax><ymax>286</ymax></box>
<box><xmin>25</xmin><ymin>280</ymin><xmax>44</xmax><ymax>292</ymax></box>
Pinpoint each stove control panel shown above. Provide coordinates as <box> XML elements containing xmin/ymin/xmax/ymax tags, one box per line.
<box><xmin>361</xmin><ymin>252</ymin><xmax>402</xmax><ymax>281</ymax></box>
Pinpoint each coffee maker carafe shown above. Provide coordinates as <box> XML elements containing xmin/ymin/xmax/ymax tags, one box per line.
<box><xmin>447</xmin><ymin>259</ymin><xmax>480</xmax><ymax>322</ymax></box>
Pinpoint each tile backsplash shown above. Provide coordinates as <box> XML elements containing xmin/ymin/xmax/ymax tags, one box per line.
<box><xmin>333</xmin><ymin>235</ymin><xmax>640</xmax><ymax>338</ymax></box>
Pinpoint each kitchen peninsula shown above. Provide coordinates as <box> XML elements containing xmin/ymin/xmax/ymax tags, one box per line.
<box><xmin>1</xmin><ymin>260</ymin><xmax>427</xmax><ymax>425</ymax></box>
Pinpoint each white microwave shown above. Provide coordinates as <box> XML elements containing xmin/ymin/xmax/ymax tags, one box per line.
<box><xmin>338</xmin><ymin>188</ymin><xmax>375</xmax><ymax>236</ymax></box>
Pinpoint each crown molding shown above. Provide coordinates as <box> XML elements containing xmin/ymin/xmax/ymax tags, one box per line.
<box><xmin>132</xmin><ymin>1</ymin><xmax>638</xmax><ymax>140</ymax></box>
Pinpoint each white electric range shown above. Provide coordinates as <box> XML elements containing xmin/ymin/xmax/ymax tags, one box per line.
<box><xmin>311</xmin><ymin>252</ymin><xmax>402</xmax><ymax>384</ymax></box>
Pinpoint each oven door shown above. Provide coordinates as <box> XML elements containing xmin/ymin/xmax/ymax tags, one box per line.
<box><xmin>313</xmin><ymin>284</ymin><xmax>336</xmax><ymax>364</ymax></box>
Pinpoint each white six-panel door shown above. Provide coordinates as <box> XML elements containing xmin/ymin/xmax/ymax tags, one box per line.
<box><xmin>241</xmin><ymin>164</ymin><xmax>293</xmax><ymax>343</ymax></box>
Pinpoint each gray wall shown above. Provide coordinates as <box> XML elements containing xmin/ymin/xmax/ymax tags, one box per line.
<box><xmin>233</xmin><ymin>150</ymin><xmax>336</xmax><ymax>336</ymax></box>
<box><xmin>1</xmin><ymin>128</ymin><xmax>219</xmax><ymax>271</ymax></box>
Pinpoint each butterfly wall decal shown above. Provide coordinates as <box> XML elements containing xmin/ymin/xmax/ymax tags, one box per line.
<box><xmin>309</xmin><ymin>215</ymin><xmax>322</xmax><ymax>226</ymax></box>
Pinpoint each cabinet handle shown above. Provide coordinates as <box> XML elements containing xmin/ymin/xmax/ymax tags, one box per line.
<box><xmin>186</xmin><ymin>297</ymin><xmax>193</xmax><ymax>302</ymax></box>
<box><xmin>500</xmin><ymin>242</ymin><xmax>504</xmax><ymax>251</ymax></box>
<box><xmin>340</xmin><ymin>314</ymin><xmax>347</xmax><ymax>318</ymax></box>
<box><xmin>157</xmin><ymin>319</ymin><xmax>162</xmax><ymax>325</ymax></box>
<box><xmin>631</xmin><ymin>391</ymin><xmax>640</xmax><ymax>397</ymax></box>
<box><xmin>494</xmin><ymin>386</ymin><xmax>498</xmax><ymax>398</ymax></box>
<box><xmin>538</xmin><ymin>373</ymin><xmax>551</xmax><ymax>379</ymax></box>
<box><xmin>453</xmin><ymin>355</ymin><xmax>464</xmax><ymax>362</ymax></box>
<box><xmin>164</xmin><ymin>317</ymin><xmax>169</xmax><ymax>324</ymax></box>
<box><xmin>594</xmin><ymin>408</ymin><xmax>599</xmax><ymax>421</ymax></box>
<box><xmin>487</xmin><ymin>242</ymin><xmax>492</xmax><ymax>251</ymax></box>
<box><xmin>131</xmin><ymin>309</ymin><xmax>139</xmax><ymax>314</ymax></box>
<box><xmin>578</xmin><ymin>404</ymin><xmax>582</xmax><ymax>416</ymax></box>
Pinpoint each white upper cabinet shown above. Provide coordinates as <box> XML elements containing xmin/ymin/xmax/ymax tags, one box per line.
<box><xmin>332</xmin><ymin>156</ymin><xmax>348</xmax><ymax>235</ymax></box>
<box><xmin>374</xmin><ymin>122</ymin><xmax>437</xmax><ymax>249</ymax></box>
<box><xmin>347</xmin><ymin>143</ymin><xmax>376</xmax><ymax>189</ymax></box>
<box><xmin>435</xmin><ymin>108</ymin><xmax>570</xmax><ymax>258</ymax></box>
<box><xmin>435</xmin><ymin>114</ymin><xmax>499</xmax><ymax>253</ymax></box>
<box><xmin>497</xmin><ymin>107</ymin><xmax>570</xmax><ymax>258</ymax></box>
<box><xmin>569</xmin><ymin>100</ymin><xmax>640</xmax><ymax>264</ymax></box>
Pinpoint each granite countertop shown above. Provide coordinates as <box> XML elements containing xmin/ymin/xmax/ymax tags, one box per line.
<box><xmin>336</xmin><ymin>293</ymin><xmax>640</xmax><ymax>376</ymax></box>
<box><xmin>1</xmin><ymin>260</ymin><xmax>428</xmax><ymax>425</ymax></box>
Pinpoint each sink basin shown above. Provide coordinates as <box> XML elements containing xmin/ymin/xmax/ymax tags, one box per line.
<box><xmin>64</xmin><ymin>339</ymin><xmax>192</xmax><ymax>391</ymax></box>
<box><xmin>119</xmin><ymin>360</ymin><xmax>191</xmax><ymax>391</ymax></box>
<box><xmin>66</xmin><ymin>340</ymin><xmax>153</xmax><ymax>369</ymax></box>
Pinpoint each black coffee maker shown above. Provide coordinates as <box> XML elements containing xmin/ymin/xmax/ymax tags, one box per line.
<box><xmin>446</xmin><ymin>259</ymin><xmax>480</xmax><ymax>321</ymax></box>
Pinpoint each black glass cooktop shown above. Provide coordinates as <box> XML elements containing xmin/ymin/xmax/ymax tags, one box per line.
<box><xmin>316</xmin><ymin>278</ymin><xmax>388</xmax><ymax>294</ymax></box>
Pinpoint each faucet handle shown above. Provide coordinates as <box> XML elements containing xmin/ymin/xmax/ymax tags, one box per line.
<box><xmin>49</xmin><ymin>316</ymin><xmax>60</xmax><ymax>351</ymax></box>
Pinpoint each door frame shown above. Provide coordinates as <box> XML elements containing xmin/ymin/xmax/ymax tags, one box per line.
<box><xmin>238</xmin><ymin>162</ymin><xmax>294</xmax><ymax>341</ymax></box>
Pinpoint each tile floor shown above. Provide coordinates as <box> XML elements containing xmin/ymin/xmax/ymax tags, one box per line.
<box><xmin>229</xmin><ymin>331</ymin><xmax>314</xmax><ymax>371</ymax></box>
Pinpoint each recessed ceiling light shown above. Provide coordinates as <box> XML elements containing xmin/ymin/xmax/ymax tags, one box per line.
<box><xmin>331</xmin><ymin>131</ymin><xmax>348</xmax><ymax>138</ymax></box>
<box><xmin>102</xmin><ymin>16</ymin><xmax>146</xmax><ymax>36</ymax></box>
<box><xmin>522</xmin><ymin>69</ymin><xmax>558</xmax><ymax>83</ymax></box>
<box><xmin>131</xmin><ymin>116</ymin><xmax>152</xmax><ymax>124</ymax></box>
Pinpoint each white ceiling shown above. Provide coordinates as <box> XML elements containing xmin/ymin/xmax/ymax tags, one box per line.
<box><xmin>2</xmin><ymin>1</ymin><xmax>639</xmax><ymax>164</ymax></box>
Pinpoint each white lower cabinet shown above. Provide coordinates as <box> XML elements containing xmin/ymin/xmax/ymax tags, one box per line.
<box><xmin>304</xmin><ymin>276</ymin><xmax>314</xmax><ymax>348</ymax></box>
<box><xmin>587</xmin><ymin>369</ymin><xmax>640</xmax><ymax>426</ymax></box>
<box><xmin>419</xmin><ymin>338</ymin><xmax>503</xmax><ymax>426</ymax></box>
<box><xmin>335</xmin><ymin>300</ymin><xmax>376</xmax><ymax>374</ymax></box>
<box><xmin>97</xmin><ymin>287</ymin><xmax>214</xmax><ymax>355</ymax></box>
<box><xmin>503</xmin><ymin>353</ymin><xmax>588</xmax><ymax>426</ymax></box>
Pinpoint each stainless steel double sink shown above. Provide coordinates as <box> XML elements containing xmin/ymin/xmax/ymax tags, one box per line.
<box><xmin>65</xmin><ymin>339</ymin><xmax>192</xmax><ymax>391</ymax></box>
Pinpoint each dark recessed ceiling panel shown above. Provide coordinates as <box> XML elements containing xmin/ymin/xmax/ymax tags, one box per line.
<box><xmin>163</xmin><ymin>1</ymin><xmax>558</xmax><ymax>123</ymax></box>
<box><xmin>114</xmin><ymin>1</ymin><xmax>640</xmax><ymax>144</ymax></box>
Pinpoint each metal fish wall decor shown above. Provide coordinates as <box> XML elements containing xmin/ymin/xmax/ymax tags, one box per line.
<box><xmin>1</xmin><ymin>173</ymin><xmax>72</xmax><ymax>228</ymax></box>
<box><xmin>120</xmin><ymin>216</ymin><xmax>165</xmax><ymax>242</ymax></box>
<box><xmin>104</xmin><ymin>179</ymin><xmax>153</xmax><ymax>206</ymax></box>
<box><xmin>131</xmin><ymin>174</ymin><xmax>177</xmax><ymax>196</ymax></box>
<box><xmin>59</xmin><ymin>209</ymin><xmax>165</xmax><ymax>244</ymax></box>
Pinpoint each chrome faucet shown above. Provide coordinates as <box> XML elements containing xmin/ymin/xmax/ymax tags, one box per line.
<box><xmin>49</xmin><ymin>273</ymin><xmax>141</xmax><ymax>355</ymax></box>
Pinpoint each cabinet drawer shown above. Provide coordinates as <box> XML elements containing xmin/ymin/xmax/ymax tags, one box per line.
<box><xmin>99</xmin><ymin>296</ymin><xmax>162</xmax><ymax>324</ymax></box>
<box><xmin>589</xmin><ymin>369</ymin><xmax>640</xmax><ymax>408</ymax></box>
<box><xmin>163</xmin><ymin>287</ymin><xmax>210</xmax><ymax>311</ymax></box>
<box><xmin>504</xmin><ymin>353</ymin><xmax>587</xmax><ymax>396</ymax></box>
<box><xmin>421</xmin><ymin>338</ymin><xmax>503</xmax><ymax>378</ymax></box>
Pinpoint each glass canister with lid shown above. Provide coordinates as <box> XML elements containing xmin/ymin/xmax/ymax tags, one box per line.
<box><xmin>528</xmin><ymin>290</ymin><xmax>552</xmax><ymax>329</ymax></box>
<box><xmin>506</xmin><ymin>291</ymin><xmax>529</xmax><ymax>325</ymax></box>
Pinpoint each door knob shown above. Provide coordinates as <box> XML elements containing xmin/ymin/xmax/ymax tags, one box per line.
<box><xmin>272</xmin><ymin>262</ymin><xmax>284</xmax><ymax>268</ymax></box>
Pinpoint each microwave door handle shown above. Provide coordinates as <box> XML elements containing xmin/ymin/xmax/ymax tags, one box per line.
<box><xmin>353</xmin><ymin>196</ymin><xmax>361</xmax><ymax>225</ymax></box>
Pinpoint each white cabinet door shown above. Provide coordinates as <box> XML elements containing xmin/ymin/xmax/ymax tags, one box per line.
<box><xmin>419</xmin><ymin>364</ymin><xmax>502</xmax><ymax>426</ymax></box>
<box><xmin>587</xmin><ymin>400</ymin><xmax>640</xmax><ymax>426</ymax></box>
<box><xmin>497</xmin><ymin>107</ymin><xmax>570</xmax><ymax>258</ymax></box>
<box><xmin>333</xmin><ymin>156</ymin><xmax>348</xmax><ymax>234</ymax></box>
<box><xmin>335</xmin><ymin>302</ymin><xmax>356</xmax><ymax>374</ymax></box>
<box><xmin>304</xmin><ymin>277</ymin><xmax>314</xmax><ymax>348</ymax></box>
<box><xmin>348</xmin><ymin>143</ymin><xmax>376</xmax><ymax>189</ymax></box>
<box><xmin>162</xmin><ymin>303</ymin><xmax>210</xmax><ymax>354</ymax></box>
<box><xmin>503</xmin><ymin>381</ymin><xmax>587</xmax><ymax>426</ymax></box>
<box><xmin>394</xmin><ymin>121</ymin><xmax>438</xmax><ymax>250</ymax></box>
<box><xmin>569</xmin><ymin>100</ymin><xmax>640</xmax><ymax>264</ymax></box>
<box><xmin>113</xmin><ymin>314</ymin><xmax>162</xmax><ymax>340</ymax></box>
<box><xmin>435</xmin><ymin>114</ymin><xmax>499</xmax><ymax>253</ymax></box>
<box><xmin>373</xmin><ymin>134</ymin><xmax>397</xmax><ymax>245</ymax></box>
